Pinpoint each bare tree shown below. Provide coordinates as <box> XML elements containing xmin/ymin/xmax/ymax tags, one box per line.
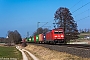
<box><xmin>33</xmin><ymin>27</ymin><xmax>49</xmax><ymax>36</ymax></box>
<box><xmin>8</xmin><ymin>30</ymin><xmax>22</xmax><ymax>44</ymax></box>
<box><xmin>43</xmin><ymin>28</ymin><xmax>49</xmax><ymax>34</ymax></box>
<box><xmin>54</xmin><ymin>7</ymin><xmax>79</xmax><ymax>42</ymax></box>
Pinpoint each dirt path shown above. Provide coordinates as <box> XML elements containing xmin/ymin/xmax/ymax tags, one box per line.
<box><xmin>22</xmin><ymin>49</ymin><xmax>39</xmax><ymax>60</ymax></box>
<box><xmin>16</xmin><ymin>46</ymin><xmax>39</xmax><ymax>60</ymax></box>
<box><xmin>16</xmin><ymin>46</ymin><xmax>28</xmax><ymax>60</ymax></box>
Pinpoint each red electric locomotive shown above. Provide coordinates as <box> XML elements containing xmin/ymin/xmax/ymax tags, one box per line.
<box><xmin>45</xmin><ymin>28</ymin><xmax>64</xmax><ymax>44</ymax></box>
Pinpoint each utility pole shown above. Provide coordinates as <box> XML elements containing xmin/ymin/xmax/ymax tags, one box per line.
<box><xmin>37</xmin><ymin>22</ymin><xmax>48</xmax><ymax>34</ymax></box>
<box><xmin>27</xmin><ymin>32</ymin><xmax>29</xmax><ymax>38</ymax></box>
<box><xmin>37</xmin><ymin>22</ymin><xmax>40</xmax><ymax>34</ymax></box>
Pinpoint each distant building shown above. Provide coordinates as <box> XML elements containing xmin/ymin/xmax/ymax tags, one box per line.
<box><xmin>84</xmin><ymin>35</ymin><xmax>90</xmax><ymax>40</ymax></box>
<box><xmin>6</xmin><ymin>36</ymin><xmax>8</xmax><ymax>38</ymax></box>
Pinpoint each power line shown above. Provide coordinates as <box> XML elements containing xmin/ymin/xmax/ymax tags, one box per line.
<box><xmin>74</xmin><ymin>9</ymin><xmax>89</xmax><ymax>17</ymax></box>
<box><xmin>72</xmin><ymin>1</ymin><xmax>90</xmax><ymax>13</ymax></box>
<box><xmin>71</xmin><ymin>1</ymin><xmax>90</xmax><ymax>22</ymax></box>
<box><xmin>70</xmin><ymin>0</ymin><xmax>82</xmax><ymax>9</ymax></box>
<box><xmin>77</xmin><ymin>16</ymin><xmax>89</xmax><ymax>22</ymax></box>
<box><xmin>41</xmin><ymin>1</ymin><xmax>90</xmax><ymax>28</ymax></box>
<box><xmin>41</xmin><ymin>0</ymin><xmax>83</xmax><ymax>28</ymax></box>
<box><xmin>41</xmin><ymin>22</ymin><xmax>48</xmax><ymax>27</ymax></box>
<box><xmin>88</xmin><ymin>9</ymin><xmax>90</xmax><ymax>16</ymax></box>
<box><xmin>40</xmin><ymin>20</ymin><xmax>54</xmax><ymax>28</ymax></box>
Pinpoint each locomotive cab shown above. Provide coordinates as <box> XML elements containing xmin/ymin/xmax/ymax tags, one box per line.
<box><xmin>53</xmin><ymin>28</ymin><xmax>64</xmax><ymax>43</ymax></box>
<box><xmin>46</xmin><ymin>28</ymin><xmax>65</xmax><ymax>44</ymax></box>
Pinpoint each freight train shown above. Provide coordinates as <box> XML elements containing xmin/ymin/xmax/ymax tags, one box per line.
<box><xmin>25</xmin><ymin>28</ymin><xmax>65</xmax><ymax>44</ymax></box>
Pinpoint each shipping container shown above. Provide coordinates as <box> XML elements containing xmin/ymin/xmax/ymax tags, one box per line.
<box><xmin>21</xmin><ymin>38</ymin><xmax>26</xmax><ymax>42</ymax></box>
<box><xmin>26</xmin><ymin>38</ymin><xmax>29</xmax><ymax>42</ymax></box>
<box><xmin>39</xmin><ymin>34</ymin><xmax>43</xmax><ymax>41</ymax></box>
<box><xmin>32</xmin><ymin>36</ymin><xmax>34</xmax><ymax>42</ymax></box>
<box><xmin>34</xmin><ymin>36</ymin><xmax>36</xmax><ymax>42</ymax></box>
<box><xmin>29</xmin><ymin>37</ymin><xmax>32</xmax><ymax>42</ymax></box>
<box><xmin>36</xmin><ymin>35</ymin><xmax>39</xmax><ymax>42</ymax></box>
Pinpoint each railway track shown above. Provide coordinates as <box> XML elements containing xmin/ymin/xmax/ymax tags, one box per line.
<box><xmin>61</xmin><ymin>44</ymin><xmax>90</xmax><ymax>49</ymax></box>
<box><xmin>28</xmin><ymin>43</ymin><xmax>90</xmax><ymax>58</ymax></box>
<box><xmin>28</xmin><ymin>43</ymin><xmax>90</xmax><ymax>49</ymax></box>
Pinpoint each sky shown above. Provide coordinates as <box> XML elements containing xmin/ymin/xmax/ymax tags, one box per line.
<box><xmin>0</xmin><ymin>0</ymin><xmax>90</xmax><ymax>38</ymax></box>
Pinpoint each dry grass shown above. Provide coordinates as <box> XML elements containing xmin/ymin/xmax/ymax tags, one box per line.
<box><xmin>24</xmin><ymin>44</ymin><xmax>90</xmax><ymax>60</ymax></box>
<box><xmin>0</xmin><ymin>44</ymin><xmax>5</xmax><ymax>46</ymax></box>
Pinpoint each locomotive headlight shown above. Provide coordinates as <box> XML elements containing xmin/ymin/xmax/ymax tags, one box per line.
<box><xmin>54</xmin><ymin>36</ymin><xmax>57</xmax><ymax>37</ymax></box>
<box><xmin>61</xmin><ymin>35</ymin><xmax>64</xmax><ymax>37</ymax></box>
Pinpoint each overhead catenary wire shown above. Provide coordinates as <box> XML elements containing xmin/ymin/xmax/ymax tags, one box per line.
<box><xmin>77</xmin><ymin>16</ymin><xmax>89</xmax><ymax>22</ymax></box>
<box><xmin>74</xmin><ymin>9</ymin><xmax>89</xmax><ymax>17</ymax></box>
<box><xmin>70</xmin><ymin>0</ymin><xmax>82</xmax><ymax>9</ymax></box>
<box><xmin>40</xmin><ymin>1</ymin><xmax>90</xmax><ymax>28</ymax></box>
<box><xmin>40</xmin><ymin>1</ymin><xmax>87</xmax><ymax>28</ymax></box>
<box><xmin>72</xmin><ymin>1</ymin><xmax>90</xmax><ymax>13</ymax></box>
<box><xmin>41</xmin><ymin>22</ymin><xmax>48</xmax><ymax>27</ymax></box>
<box><xmin>70</xmin><ymin>0</ymin><xmax>90</xmax><ymax>23</ymax></box>
<box><xmin>40</xmin><ymin>20</ymin><xmax>54</xmax><ymax>28</ymax></box>
<box><xmin>88</xmin><ymin>9</ymin><xmax>90</xmax><ymax>16</ymax></box>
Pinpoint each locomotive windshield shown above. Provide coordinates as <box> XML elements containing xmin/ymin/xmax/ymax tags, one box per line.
<box><xmin>54</xmin><ymin>31</ymin><xmax>63</xmax><ymax>34</ymax></box>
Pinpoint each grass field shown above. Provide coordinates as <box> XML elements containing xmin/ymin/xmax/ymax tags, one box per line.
<box><xmin>79</xmin><ymin>32</ymin><xmax>90</xmax><ymax>38</ymax></box>
<box><xmin>0</xmin><ymin>46</ymin><xmax>22</xmax><ymax>60</ymax></box>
